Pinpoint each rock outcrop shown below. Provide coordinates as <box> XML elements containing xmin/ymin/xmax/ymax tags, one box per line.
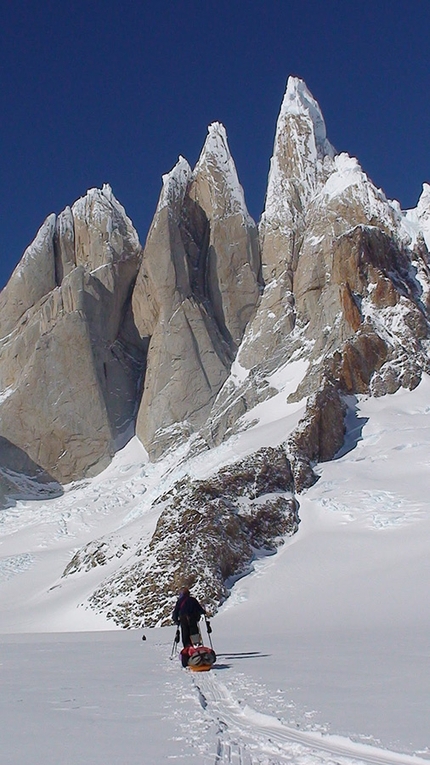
<box><xmin>71</xmin><ymin>446</ymin><xmax>299</xmax><ymax>627</ymax></box>
<box><xmin>63</xmin><ymin>415</ymin><xmax>348</xmax><ymax>628</ymax></box>
<box><xmin>287</xmin><ymin>381</ymin><xmax>347</xmax><ymax>491</ymax></box>
<box><xmin>0</xmin><ymin>185</ymin><xmax>145</xmax><ymax>483</ymax></box>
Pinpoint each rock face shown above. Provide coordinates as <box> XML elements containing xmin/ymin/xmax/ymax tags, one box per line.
<box><xmin>0</xmin><ymin>185</ymin><xmax>144</xmax><ymax>483</ymax></box>
<box><xmin>132</xmin><ymin>124</ymin><xmax>260</xmax><ymax>458</ymax></box>
<box><xmin>2</xmin><ymin>81</ymin><xmax>429</xmax><ymax>483</ymax></box>
<box><xmin>204</xmin><ymin>77</ymin><xmax>430</xmax><ymax>446</ymax></box>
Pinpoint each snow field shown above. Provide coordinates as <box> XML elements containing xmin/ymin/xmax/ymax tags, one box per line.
<box><xmin>0</xmin><ymin>376</ymin><xmax>429</xmax><ymax>762</ymax></box>
<box><xmin>1</xmin><ymin>627</ymin><xmax>429</xmax><ymax>765</ymax></box>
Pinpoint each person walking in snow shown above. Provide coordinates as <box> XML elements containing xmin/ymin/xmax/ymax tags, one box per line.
<box><xmin>172</xmin><ymin>586</ymin><xmax>206</xmax><ymax>648</ymax></box>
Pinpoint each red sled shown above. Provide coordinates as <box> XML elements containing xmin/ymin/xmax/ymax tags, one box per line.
<box><xmin>180</xmin><ymin>645</ymin><xmax>216</xmax><ymax>671</ymax></box>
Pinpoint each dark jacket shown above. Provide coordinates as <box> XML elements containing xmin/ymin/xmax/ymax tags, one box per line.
<box><xmin>172</xmin><ymin>594</ymin><xmax>205</xmax><ymax>624</ymax></box>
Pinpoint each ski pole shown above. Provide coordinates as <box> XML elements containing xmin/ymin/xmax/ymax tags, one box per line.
<box><xmin>205</xmin><ymin>618</ymin><xmax>214</xmax><ymax>651</ymax></box>
<box><xmin>170</xmin><ymin>627</ymin><xmax>180</xmax><ymax>659</ymax></box>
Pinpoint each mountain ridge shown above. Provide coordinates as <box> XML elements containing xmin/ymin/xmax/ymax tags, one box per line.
<box><xmin>0</xmin><ymin>75</ymin><xmax>429</xmax><ymax>625</ymax></box>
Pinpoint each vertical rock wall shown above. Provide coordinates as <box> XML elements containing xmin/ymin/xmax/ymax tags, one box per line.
<box><xmin>0</xmin><ymin>186</ymin><xmax>144</xmax><ymax>483</ymax></box>
<box><xmin>132</xmin><ymin>125</ymin><xmax>261</xmax><ymax>458</ymax></box>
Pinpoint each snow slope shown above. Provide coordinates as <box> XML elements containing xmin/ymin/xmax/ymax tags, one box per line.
<box><xmin>1</xmin><ymin>377</ymin><xmax>430</xmax><ymax>763</ymax></box>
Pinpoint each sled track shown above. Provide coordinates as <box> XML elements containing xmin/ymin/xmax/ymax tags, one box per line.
<box><xmin>191</xmin><ymin>672</ymin><xmax>429</xmax><ymax>765</ymax></box>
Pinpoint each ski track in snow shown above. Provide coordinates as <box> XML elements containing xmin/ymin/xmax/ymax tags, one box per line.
<box><xmin>180</xmin><ymin>669</ymin><xmax>429</xmax><ymax>765</ymax></box>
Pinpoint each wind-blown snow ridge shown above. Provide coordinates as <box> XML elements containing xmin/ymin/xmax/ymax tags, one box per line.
<box><xmin>281</xmin><ymin>76</ymin><xmax>335</xmax><ymax>159</ymax></box>
<box><xmin>193</xmin><ymin>121</ymin><xmax>255</xmax><ymax>224</ymax></box>
<box><xmin>157</xmin><ymin>155</ymin><xmax>192</xmax><ymax>216</ymax></box>
<box><xmin>72</xmin><ymin>184</ymin><xmax>132</xmax><ymax>224</ymax></box>
<box><xmin>321</xmin><ymin>153</ymin><xmax>374</xmax><ymax>200</ymax></box>
<box><xmin>263</xmin><ymin>77</ymin><xmax>336</xmax><ymax>229</ymax></box>
<box><xmin>402</xmin><ymin>183</ymin><xmax>430</xmax><ymax>249</ymax></box>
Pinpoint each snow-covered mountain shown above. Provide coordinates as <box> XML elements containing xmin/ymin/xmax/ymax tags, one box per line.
<box><xmin>0</xmin><ymin>75</ymin><xmax>429</xmax><ymax>632</ymax></box>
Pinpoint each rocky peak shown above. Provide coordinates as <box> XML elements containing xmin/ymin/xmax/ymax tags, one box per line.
<box><xmin>132</xmin><ymin>124</ymin><xmax>261</xmax><ymax>459</ymax></box>
<box><xmin>189</xmin><ymin>121</ymin><xmax>261</xmax><ymax>345</ymax></box>
<box><xmin>158</xmin><ymin>156</ymin><xmax>192</xmax><ymax>218</ymax></box>
<box><xmin>192</xmin><ymin>122</ymin><xmax>254</xmax><ymax>224</ymax></box>
<box><xmin>262</xmin><ymin>77</ymin><xmax>335</xmax><ymax>241</ymax></box>
<box><xmin>279</xmin><ymin>76</ymin><xmax>335</xmax><ymax>159</ymax></box>
<box><xmin>0</xmin><ymin>186</ymin><xmax>144</xmax><ymax>485</ymax></box>
<box><xmin>1</xmin><ymin>75</ymin><xmax>430</xmax><ymax>497</ymax></box>
<box><xmin>71</xmin><ymin>184</ymin><xmax>140</xmax><ymax>274</ymax></box>
<box><xmin>206</xmin><ymin>78</ymin><xmax>430</xmax><ymax>452</ymax></box>
<box><xmin>2</xmin><ymin>75</ymin><xmax>430</xmax><ymax>628</ymax></box>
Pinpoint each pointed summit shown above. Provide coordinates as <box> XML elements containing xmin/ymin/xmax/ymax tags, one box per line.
<box><xmin>0</xmin><ymin>185</ymin><xmax>143</xmax><ymax>483</ymax></box>
<box><xmin>198</xmin><ymin>121</ymin><xmax>230</xmax><ymax>160</ymax></box>
<box><xmin>193</xmin><ymin>122</ymin><xmax>254</xmax><ymax>224</ymax></box>
<box><xmin>158</xmin><ymin>156</ymin><xmax>192</xmax><ymax>217</ymax></box>
<box><xmin>263</xmin><ymin>77</ymin><xmax>336</xmax><ymax>234</ymax></box>
<box><xmin>131</xmin><ymin>122</ymin><xmax>260</xmax><ymax>458</ymax></box>
<box><xmin>280</xmin><ymin>77</ymin><xmax>335</xmax><ymax>159</ymax></box>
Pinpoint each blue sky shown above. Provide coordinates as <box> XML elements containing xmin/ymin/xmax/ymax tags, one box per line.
<box><xmin>1</xmin><ymin>0</ymin><xmax>429</xmax><ymax>289</ymax></box>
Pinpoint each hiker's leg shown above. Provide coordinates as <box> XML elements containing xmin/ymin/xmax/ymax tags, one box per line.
<box><xmin>189</xmin><ymin>618</ymin><xmax>200</xmax><ymax>645</ymax></box>
<box><xmin>180</xmin><ymin>616</ymin><xmax>191</xmax><ymax>647</ymax></box>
